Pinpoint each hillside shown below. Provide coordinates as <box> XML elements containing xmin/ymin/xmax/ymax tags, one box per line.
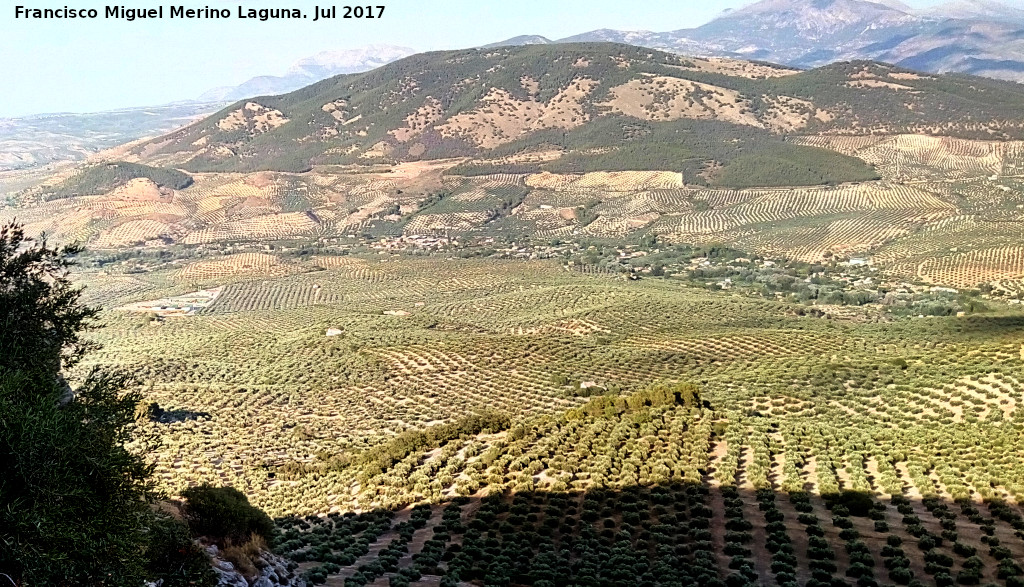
<box><xmin>6</xmin><ymin>48</ymin><xmax>1024</xmax><ymax>289</ymax></box>
<box><xmin>39</xmin><ymin>161</ymin><xmax>193</xmax><ymax>201</ymax></box>
<box><xmin>124</xmin><ymin>44</ymin><xmax>1024</xmax><ymax>177</ymax></box>
<box><xmin>7</xmin><ymin>45</ymin><xmax>1024</xmax><ymax>290</ymax></box>
<box><xmin>9</xmin><ymin>28</ymin><xmax>1024</xmax><ymax>587</ymax></box>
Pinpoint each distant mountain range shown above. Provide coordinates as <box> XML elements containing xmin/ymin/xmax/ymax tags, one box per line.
<box><xmin>197</xmin><ymin>44</ymin><xmax>416</xmax><ymax>101</ymax></box>
<box><xmin>487</xmin><ymin>0</ymin><xmax>1024</xmax><ymax>82</ymax></box>
<box><xmin>0</xmin><ymin>102</ymin><xmax>224</xmax><ymax>173</ymax></box>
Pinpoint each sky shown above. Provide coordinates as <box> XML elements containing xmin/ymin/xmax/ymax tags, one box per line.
<box><xmin>0</xmin><ymin>0</ymin><xmax>993</xmax><ymax>117</ymax></box>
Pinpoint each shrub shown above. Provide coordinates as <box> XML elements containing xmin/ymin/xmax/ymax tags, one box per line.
<box><xmin>991</xmin><ymin>545</ymin><xmax>1013</xmax><ymax>560</ymax></box>
<box><xmin>144</xmin><ymin>513</ymin><xmax>218</xmax><ymax>587</ymax></box>
<box><xmin>846</xmin><ymin>562</ymin><xmax>873</xmax><ymax>578</ymax></box>
<box><xmin>0</xmin><ymin>223</ymin><xmax>154</xmax><ymax>585</ymax></box>
<box><xmin>808</xmin><ymin>547</ymin><xmax>835</xmax><ymax>561</ymax></box>
<box><xmin>831</xmin><ymin>514</ymin><xmax>856</xmax><ymax>528</ymax></box>
<box><xmin>772</xmin><ymin>560</ymin><xmax>796</xmax><ymax>574</ymax></box>
<box><xmin>885</xmin><ymin>556</ymin><xmax>911</xmax><ymax>570</ymax></box>
<box><xmin>724</xmin><ymin>543</ymin><xmax>752</xmax><ymax>557</ymax></box>
<box><xmin>881</xmin><ymin>545</ymin><xmax>904</xmax><ymax>558</ymax></box>
<box><xmin>839</xmin><ymin>528</ymin><xmax>859</xmax><ymax>540</ymax></box>
<box><xmin>181</xmin><ymin>484</ymin><xmax>275</xmax><ymax>545</ymax></box>
<box><xmin>222</xmin><ymin>534</ymin><xmax>269</xmax><ymax>578</ymax></box>
<box><xmin>726</xmin><ymin>518</ymin><xmax>753</xmax><ymax>532</ymax></box>
<box><xmin>849</xmin><ymin>551</ymin><xmax>874</xmax><ymax>567</ymax></box>
<box><xmin>924</xmin><ymin>549</ymin><xmax>953</xmax><ymax>568</ymax></box>
<box><xmin>998</xmin><ymin>559</ymin><xmax>1023</xmax><ymax>579</ymax></box>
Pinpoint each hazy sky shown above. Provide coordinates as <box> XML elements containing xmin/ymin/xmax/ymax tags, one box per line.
<box><xmin>0</xmin><ymin>0</ymin><xmax>995</xmax><ymax>117</ymax></box>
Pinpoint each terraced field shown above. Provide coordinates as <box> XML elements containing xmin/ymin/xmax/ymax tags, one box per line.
<box><xmin>1</xmin><ymin>163</ymin><xmax>446</xmax><ymax>248</ymax></box>
<box><xmin>794</xmin><ymin>135</ymin><xmax>1024</xmax><ymax>182</ymax></box>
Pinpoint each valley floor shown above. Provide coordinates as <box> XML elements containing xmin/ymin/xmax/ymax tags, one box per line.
<box><xmin>69</xmin><ymin>255</ymin><xmax>1024</xmax><ymax>586</ymax></box>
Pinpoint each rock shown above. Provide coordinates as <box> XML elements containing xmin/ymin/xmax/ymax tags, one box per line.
<box><xmin>207</xmin><ymin>548</ymin><xmax>306</xmax><ymax>587</ymax></box>
<box><xmin>212</xmin><ymin>565</ymin><xmax>247</xmax><ymax>587</ymax></box>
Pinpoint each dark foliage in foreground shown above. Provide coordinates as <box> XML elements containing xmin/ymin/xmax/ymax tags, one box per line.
<box><xmin>0</xmin><ymin>222</ymin><xmax>214</xmax><ymax>587</ymax></box>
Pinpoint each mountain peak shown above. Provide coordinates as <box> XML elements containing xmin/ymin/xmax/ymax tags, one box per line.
<box><xmin>556</xmin><ymin>0</ymin><xmax>1024</xmax><ymax>83</ymax></box>
<box><xmin>697</xmin><ymin>0</ymin><xmax>918</xmax><ymax>46</ymax></box>
<box><xmin>871</xmin><ymin>0</ymin><xmax>915</xmax><ymax>11</ymax></box>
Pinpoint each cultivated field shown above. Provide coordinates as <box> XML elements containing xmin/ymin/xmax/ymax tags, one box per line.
<box><xmin>72</xmin><ymin>254</ymin><xmax>1024</xmax><ymax>586</ymax></box>
<box><xmin>6</xmin><ymin>130</ymin><xmax>1024</xmax><ymax>293</ymax></box>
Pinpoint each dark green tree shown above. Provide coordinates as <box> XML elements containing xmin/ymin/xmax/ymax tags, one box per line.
<box><xmin>0</xmin><ymin>223</ymin><xmax>96</xmax><ymax>386</ymax></box>
<box><xmin>179</xmin><ymin>485</ymin><xmax>275</xmax><ymax>546</ymax></box>
<box><xmin>0</xmin><ymin>222</ymin><xmax>212</xmax><ymax>586</ymax></box>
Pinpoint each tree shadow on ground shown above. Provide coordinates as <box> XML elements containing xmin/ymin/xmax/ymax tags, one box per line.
<box><xmin>273</xmin><ymin>481</ymin><xmax>1024</xmax><ymax>587</ymax></box>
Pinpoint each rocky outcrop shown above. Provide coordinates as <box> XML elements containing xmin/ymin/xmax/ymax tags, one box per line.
<box><xmin>206</xmin><ymin>545</ymin><xmax>306</xmax><ymax>587</ymax></box>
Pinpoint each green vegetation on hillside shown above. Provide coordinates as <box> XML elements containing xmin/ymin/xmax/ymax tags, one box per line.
<box><xmin>450</xmin><ymin>119</ymin><xmax>879</xmax><ymax>186</ymax></box>
<box><xmin>714</xmin><ymin>148</ymin><xmax>879</xmax><ymax>188</ymax></box>
<box><xmin>130</xmin><ymin>43</ymin><xmax>1024</xmax><ymax>173</ymax></box>
<box><xmin>42</xmin><ymin>161</ymin><xmax>193</xmax><ymax>201</ymax></box>
<box><xmin>181</xmin><ymin>485</ymin><xmax>276</xmax><ymax>546</ymax></box>
<box><xmin>357</xmin><ymin>412</ymin><xmax>511</xmax><ymax>480</ymax></box>
<box><xmin>765</xmin><ymin>61</ymin><xmax>1024</xmax><ymax>138</ymax></box>
<box><xmin>11</xmin><ymin>38</ymin><xmax>1024</xmax><ymax>587</ymax></box>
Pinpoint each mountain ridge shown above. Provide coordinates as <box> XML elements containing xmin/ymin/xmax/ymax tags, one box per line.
<box><xmin>924</xmin><ymin>0</ymin><xmax>1024</xmax><ymax>22</ymax></box>
<box><xmin>491</xmin><ymin>0</ymin><xmax>1024</xmax><ymax>83</ymax></box>
<box><xmin>122</xmin><ymin>43</ymin><xmax>1024</xmax><ymax>178</ymax></box>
